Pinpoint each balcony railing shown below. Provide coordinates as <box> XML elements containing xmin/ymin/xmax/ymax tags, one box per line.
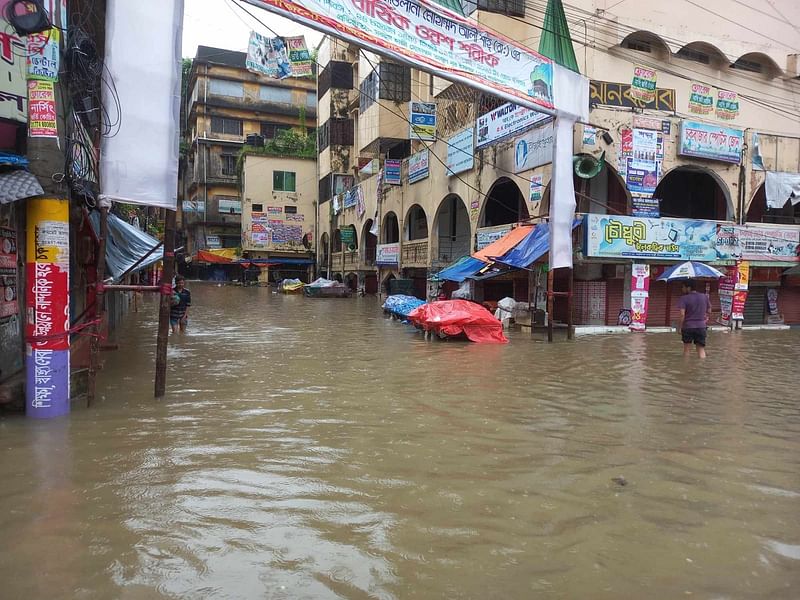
<box><xmin>402</xmin><ymin>239</ymin><xmax>429</xmax><ymax>267</ymax></box>
<box><xmin>437</xmin><ymin>238</ymin><xmax>471</xmax><ymax>264</ymax></box>
<box><xmin>363</xmin><ymin>246</ymin><xmax>377</xmax><ymax>266</ymax></box>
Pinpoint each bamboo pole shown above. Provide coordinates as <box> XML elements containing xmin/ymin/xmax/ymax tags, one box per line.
<box><xmin>547</xmin><ymin>268</ymin><xmax>554</xmax><ymax>343</ymax></box>
<box><xmin>87</xmin><ymin>206</ymin><xmax>109</xmax><ymax>406</ymax></box>
<box><xmin>567</xmin><ymin>267</ymin><xmax>574</xmax><ymax>340</ymax></box>
<box><xmin>154</xmin><ymin>209</ymin><xmax>177</xmax><ymax>398</ymax></box>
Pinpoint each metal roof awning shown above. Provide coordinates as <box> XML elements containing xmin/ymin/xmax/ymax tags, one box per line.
<box><xmin>0</xmin><ymin>170</ymin><xmax>44</xmax><ymax>204</ymax></box>
<box><xmin>89</xmin><ymin>211</ymin><xmax>164</xmax><ymax>282</ymax></box>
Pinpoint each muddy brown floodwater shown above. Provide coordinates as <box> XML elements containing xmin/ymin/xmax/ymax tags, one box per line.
<box><xmin>1</xmin><ymin>283</ymin><xmax>799</xmax><ymax>599</ymax></box>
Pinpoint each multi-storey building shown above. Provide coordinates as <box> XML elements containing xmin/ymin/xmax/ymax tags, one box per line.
<box><xmin>180</xmin><ymin>45</ymin><xmax>317</xmax><ymax>262</ymax></box>
<box><xmin>316</xmin><ymin>0</ymin><xmax>800</xmax><ymax>325</ymax></box>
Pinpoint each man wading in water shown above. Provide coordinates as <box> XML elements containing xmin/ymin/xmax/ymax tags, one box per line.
<box><xmin>170</xmin><ymin>275</ymin><xmax>192</xmax><ymax>334</ymax></box>
<box><xmin>676</xmin><ymin>279</ymin><xmax>711</xmax><ymax>358</ymax></box>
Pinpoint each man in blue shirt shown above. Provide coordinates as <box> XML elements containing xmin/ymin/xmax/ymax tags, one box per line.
<box><xmin>170</xmin><ymin>275</ymin><xmax>191</xmax><ymax>334</ymax></box>
<box><xmin>676</xmin><ymin>280</ymin><xmax>712</xmax><ymax>358</ymax></box>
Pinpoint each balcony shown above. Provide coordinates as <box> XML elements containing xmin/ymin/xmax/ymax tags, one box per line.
<box><xmin>363</xmin><ymin>246</ymin><xmax>376</xmax><ymax>267</ymax></box>
<box><xmin>402</xmin><ymin>239</ymin><xmax>429</xmax><ymax>267</ymax></box>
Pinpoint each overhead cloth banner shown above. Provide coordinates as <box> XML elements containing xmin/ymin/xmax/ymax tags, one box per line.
<box><xmin>243</xmin><ymin>0</ymin><xmax>588</xmax><ymax>268</ymax></box>
<box><xmin>99</xmin><ymin>0</ymin><xmax>184</xmax><ymax>210</ymax></box>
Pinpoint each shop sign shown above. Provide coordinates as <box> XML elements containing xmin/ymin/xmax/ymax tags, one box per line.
<box><xmin>218</xmin><ymin>198</ymin><xmax>242</xmax><ymax>214</ymax></box>
<box><xmin>513</xmin><ymin>121</ymin><xmax>554</xmax><ymax>173</ymax></box>
<box><xmin>678</xmin><ymin>120</ymin><xmax>743</xmax><ymax>164</ymax></box>
<box><xmin>384</xmin><ymin>159</ymin><xmax>402</xmax><ymax>185</ymax></box>
<box><xmin>206</xmin><ymin>235</ymin><xmax>222</xmax><ymax>248</ymax></box>
<box><xmin>28</xmin><ymin>80</ymin><xmax>58</xmax><ymax>138</ymax></box>
<box><xmin>408</xmin><ymin>150</ymin><xmax>429</xmax><ymax>184</ymax></box>
<box><xmin>409</xmin><ymin>101</ymin><xmax>436</xmax><ymax>141</ymax></box>
<box><xmin>476</xmin><ymin>224</ymin><xmax>513</xmax><ymax>250</ymax></box>
<box><xmin>446</xmin><ymin>127</ymin><xmax>474</xmax><ymax>175</ymax></box>
<box><xmin>716</xmin><ymin>225</ymin><xmax>800</xmax><ymax>262</ymax></box>
<box><xmin>0</xmin><ymin>13</ymin><xmax>27</xmax><ymax>123</ymax></box>
<box><xmin>529</xmin><ymin>175</ymin><xmax>544</xmax><ymax>205</ymax></box>
<box><xmin>1</xmin><ymin>227</ymin><xmax>18</xmax><ymax>319</ymax></box>
<box><xmin>339</xmin><ymin>227</ymin><xmax>355</xmax><ymax>244</ymax></box>
<box><xmin>376</xmin><ymin>243</ymin><xmax>399</xmax><ymax>266</ymax></box>
<box><xmin>182</xmin><ymin>200</ymin><xmax>205</xmax><ymax>212</ymax></box>
<box><xmin>631</xmin><ymin>196</ymin><xmax>660</xmax><ymax>218</ymax></box>
<box><xmin>589</xmin><ymin>80</ymin><xmax>676</xmax><ymax>112</ymax></box>
<box><xmin>27</xmin><ymin>28</ymin><xmax>60</xmax><ymax>82</ymax></box>
<box><xmin>715</xmin><ymin>89</ymin><xmax>739</xmax><ymax>121</ymax></box>
<box><xmin>476</xmin><ymin>102</ymin><xmax>549</xmax><ymax>148</ymax></box>
<box><xmin>584</xmin><ymin>214</ymin><xmax>717</xmax><ymax>261</ymax></box>
<box><xmin>630</xmin><ymin>263</ymin><xmax>650</xmax><ymax>332</ymax></box>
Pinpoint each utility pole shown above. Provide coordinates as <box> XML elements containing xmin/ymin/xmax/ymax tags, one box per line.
<box><xmin>87</xmin><ymin>205</ymin><xmax>109</xmax><ymax>406</ymax></box>
<box><xmin>154</xmin><ymin>209</ymin><xmax>177</xmax><ymax>398</ymax></box>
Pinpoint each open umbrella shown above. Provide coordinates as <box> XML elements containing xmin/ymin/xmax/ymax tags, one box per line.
<box><xmin>656</xmin><ymin>261</ymin><xmax>725</xmax><ymax>281</ymax></box>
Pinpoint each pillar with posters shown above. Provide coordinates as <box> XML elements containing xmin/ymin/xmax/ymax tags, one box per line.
<box><xmin>630</xmin><ymin>263</ymin><xmax>650</xmax><ymax>331</ymax></box>
<box><xmin>25</xmin><ymin>198</ymin><xmax>70</xmax><ymax>418</ymax></box>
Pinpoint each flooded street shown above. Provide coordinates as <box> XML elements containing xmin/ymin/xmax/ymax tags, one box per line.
<box><xmin>1</xmin><ymin>283</ymin><xmax>799</xmax><ymax>599</ymax></box>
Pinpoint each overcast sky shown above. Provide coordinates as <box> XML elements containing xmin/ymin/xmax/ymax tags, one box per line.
<box><xmin>182</xmin><ymin>0</ymin><xmax>324</xmax><ymax>58</ymax></box>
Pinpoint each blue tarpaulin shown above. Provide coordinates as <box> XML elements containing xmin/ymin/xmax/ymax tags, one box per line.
<box><xmin>495</xmin><ymin>219</ymin><xmax>582</xmax><ymax>268</ymax></box>
<box><xmin>432</xmin><ymin>255</ymin><xmax>487</xmax><ymax>282</ymax></box>
<box><xmin>89</xmin><ymin>211</ymin><xmax>163</xmax><ymax>282</ymax></box>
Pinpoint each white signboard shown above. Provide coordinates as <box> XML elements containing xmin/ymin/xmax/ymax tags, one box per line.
<box><xmin>376</xmin><ymin>243</ymin><xmax>400</xmax><ymax>266</ymax></box>
<box><xmin>476</xmin><ymin>103</ymin><xmax>551</xmax><ymax>148</ymax></box>
<box><xmin>410</xmin><ymin>101</ymin><xmax>436</xmax><ymax>141</ymax></box>
<box><xmin>408</xmin><ymin>149</ymin><xmax>430</xmax><ymax>184</ymax></box>
<box><xmin>513</xmin><ymin>122</ymin><xmax>554</xmax><ymax>173</ymax></box>
<box><xmin>182</xmin><ymin>200</ymin><xmax>205</xmax><ymax>212</ymax></box>
<box><xmin>446</xmin><ymin>127</ymin><xmax>474</xmax><ymax>175</ymax></box>
<box><xmin>206</xmin><ymin>235</ymin><xmax>222</xmax><ymax>249</ymax></box>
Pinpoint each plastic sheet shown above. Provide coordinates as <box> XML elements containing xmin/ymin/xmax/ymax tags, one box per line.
<box><xmin>408</xmin><ymin>300</ymin><xmax>508</xmax><ymax>344</ymax></box>
<box><xmin>383</xmin><ymin>294</ymin><xmax>426</xmax><ymax>318</ymax></box>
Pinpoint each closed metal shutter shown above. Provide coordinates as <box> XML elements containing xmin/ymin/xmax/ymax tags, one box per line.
<box><xmin>605</xmin><ymin>278</ymin><xmax>625</xmax><ymax>325</ymax></box>
<box><xmin>743</xmin><ymin>287</ymin><xmax>767</xmax><ymax>325</ymax></box>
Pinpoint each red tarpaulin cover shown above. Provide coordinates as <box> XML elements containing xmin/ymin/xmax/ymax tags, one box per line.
<box><xmin>408</xmin><ymin>300</ymin><xmax>508</xmax><ymax>344</ymax></box>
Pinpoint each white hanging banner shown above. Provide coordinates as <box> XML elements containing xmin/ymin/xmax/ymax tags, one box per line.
<box><xmin>100</xmin><ymin>0</ymin><xmax>184</xmax><ymax>209</ymax></box>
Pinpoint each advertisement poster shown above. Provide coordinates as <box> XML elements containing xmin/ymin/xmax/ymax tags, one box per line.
<box><xmin>0</xmin><ymin>227</ymin><xmax>17</xmax><ymax>319</ymax></box>
<box><xmin>631</xmin><ymin>128</ymin><xmax>658</xmax><ymax>171</ymax></box>
<box><xmin>718</xmin><ymin>268</ymin><xmax>735</xmax><ymax>325</ymax></box>
<box><xmin>410</xmin><ymin>101</ymin><xmax>436</xmax><ymax>141</ymax></box>
<box><xmin>285</xmin><ymin>36</ymin><xmax>313</xmax><ymax>76</ymax></box>
<box><xmin>246</xmin><ymin>31</ymin><xmax>292</xmax><ymax>78</ymax></box>
<box><xmin>446</xmin><ymin>127</ymin><xmax>474</xmax><ymax>175</ymax></box>
<box><xmin>218</xmin><ymin>198</ymin><xmax>242</xmax><ymax>214</ymax></box>
<box><xmin>529</xmin><ymin>175</ymin><xmax>543</xmax><ymax>204</ymax></box>
<box><xmin>631</xmin><ymin>196</ymin><xmax>660</xmax><ymax>218</ymax></box>
<box><xmin>355</xmin><ymin>186</ymin><xmax>366</xmax><ymax>217</ymax></box>
<box><xmin>715</xmin><ymin>89</ymin><xmax>739</xmax><ymax>121</ymax></box>
<box><xmin>343</xmin><ymin>187</ymin><xmax>357</xmax><ymax>208</ymax></box>
<box><xmin>332</xmin><ymin>173</ymin><xmax>355</xmax><ymax>195</ymax></box>
<box><xmin>631</xmin><ymin>65</ymin><xmax>657</xmax><ymax>103</ymax></box>
<box><xmin>688</xmin><ymin>82</ymin><xmax>713</xmax><ymax>115</ymax></box>
<box><xmin>619</xmin><ymin>127</ymin><xmax>663</xmax><ymax>199</ymax></box>
<box><xmin>582</xmin><ymin>125</ymin><xmax>597</xmax><ymax>146</ymax></box>
<box><xmin>476</xmin><ymin>102</ymin><xmax>550</xmax><ymax>148</ymax></box>
<box><xmin>625</xmin><ymin>157</ymin><xmax>658</xmax><ymax>197</ymax></box>
<box><xmin>384</xmin><ymin>159</ymin><xmax>402</xmax><ymax>184</ymax></box>
<box><xmin>28</xmin><ymin>80</ymin><xmax>58</xmax><ymax>138</ymax></box>
<box><xmin>513</xmin><ymin>122</ymin><xmax>554</xmax><ymax>173</ymax></box>
<box><xmin>678</xmin><ymin>120</ymin><xmax>743</xmax><ymax>164</ymax></box>
<box><xmin>376</xmin><ymin>243</ymin><xmax>400</xmax><ymax>266</ymax></box>
<box><xmin>408</xmin><ymin>150</ymin><xmax>430</xmax><ymax>184</ymax></box>
<box><xmin>630</xmin><ymin>263</ymin><xmax>650</xmax><ymax>331</ymax></box>
<box><xmin>27</xmin><ymin>28</ymin><xmax>60</xmax><ymax>82</ymax></box>
<box><xmin>0</xmin><ymin>10</ymin><xmax>27</xmax><ymax>123</ymax></box>
<box><xmin>715</xmin><ymin>225</ymin><xmax>800</xmax><ymax>262</ymax></box>
<box><xmin>585</xmin><ymin>214</ymin><xmax>717</xmax><ymax>260</ymax></box>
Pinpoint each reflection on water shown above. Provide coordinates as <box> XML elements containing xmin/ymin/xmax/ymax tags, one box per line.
<box><xmin>1</xmin><ymin>283</ymin><xmax>799</xmax><ymax>599</ymax></box>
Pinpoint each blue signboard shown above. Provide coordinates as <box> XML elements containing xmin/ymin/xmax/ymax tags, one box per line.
<box><xmin>408</xmin><ymin>150</ymin><xmax>429</xmax><ymax>184</ymax></box>
<box><xmin>384</xmin><ymin>159</ymin><xmax>402</xmax><ymax>185</ymax></box>
<box><xmin>678</xmin><ymin>120</ymin><xmax>743</xmax><ymax>164</ymax></box>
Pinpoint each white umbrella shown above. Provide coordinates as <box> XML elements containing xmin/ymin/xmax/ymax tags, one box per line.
<box><xmin>656</xmin><ymin>261</ymin><xmax>725</xmax><ymax>281</ymax></box>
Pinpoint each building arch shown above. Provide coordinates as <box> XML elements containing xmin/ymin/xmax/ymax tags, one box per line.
<box><xmin>655</xmin><ymin>166</ymin><xmax>733</xmax><ymax>221</ymax></box>
<box><xmin>319</xmin><ymin>232</ymin><xmax>329</xmax><ymax>267</ymax></box>
<box><xmin>746</xmin><ymin>182</ymin><xmax>800</xmax><ymax>224</ymax></box>
<box><xmin>432</xmin><ymin>194</ymin><xmax>471</xmax><ymax>263</ymax></box>
<box><xmin>731</xmin><ymin>52</ymin><xmax>782</xmax><ymax>77</ymax></box>
<box><xmin>675</xmin><ymin>41</ymin><xmax>729</xmax><ymax>67</ymax></box>
<box><xmin>479</xmin><ymin>177</ymin><xmax>529</xmax><ymax>227</ymax></box>
<box><xmin>332</xmin><ymin>228</ymin><xmax>342</xmax><ymax>252</ymax></box>
<box><xmin>620</xmin><ymin>30</ymin><xmax>671</xmax><ymax>59</ymax></box>
<box><xmin>345</xmin><ymin>271</ymin><xmax>358</xmax><ymax>291</ymax></box>
<box><xmin>342</xmin><ymin>224</ymin><xmax>358</xmax><ymax>251</ymax></box>
<box><xmin>404</xmin><ymin>203</ymin><xmax>429</xmax><ymax>241</ymax></box>
<box><xmin>361</xmin><ymin>218</ymin><xmax>378</xmax><ymax>265</ymax></box>
<box><xmin>382</xmin><ymin>211</ymin><xmax>399</xmax><ymax>243</ymax></box>
<box><xmin>541</xmin><ymin>161</ymin><xmax>630</xmax><ymax>216</ymax></box>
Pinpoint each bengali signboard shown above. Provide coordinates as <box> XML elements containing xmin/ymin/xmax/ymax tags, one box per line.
<box><xmin>246</xmin><ymin>31</ymin><xmax>292</xmax><ymax>78</ymax></box>
<box><xmin>28</xmin><ymin>80</ymin><xmax>58</xmax><ymax>138</ymax></box>
<box><xmin>513</xmin><ymin>121</ymin><xmax>554</xmax><ymax>173</ymax></box>
<box><xmin>410</xmin><ymin>101</ymin><xmax>436</xmax><ymax>141</ymax></box>
<box><xmin>716</xmin><ymin>225</ymin><xmax>800</xmax><ymax>262</ymax></box>
<box><xmin>285</xmin><ymin>36</ymin><xmax>313</xmax><ymax>76</ymax></box>
<box><xmin>376</xmin><ymin>242</ymin><xmax>399</xmax><ymax>266</ymax></box>
<box><xmin>242</xmin><ymin>0</ymin><xmax>558</xmax><ymax>114</ymax></box>
<box><xmin>630</xmin><ymin>65</ymin><xmax>657</xmax><ymax>103</ymax></box>
<box><xmin>27</xmin><ymin>28</ymin><xmax>60</xmax><ymax>81</ymax></box>
<box><xmin>476</xmin><ymin>102</ymin><xmax>550</xmax><ymax>148</ymax></box>
<box><xmin>715</xmin><ymin>89</ymin><xmax>739</xmax><ymax>121</ymax></box>
<box><xmin>630</xmin><ymin>263</ymin><xmax>650</xmax><ymax>332</ymax></box>
<box><xmin>589</xmin><ymin>80</ymin><xmax>675</xmax><ymax>111</ymax></box>
<box><xmin>218</xmin><ymin>198</ymin><xmax>242</xmax><ymax>214</ymax></box>
<box><xmin>384</xmin><ymin>159</ymin><xmax>402</xmax><ymax>184</ymax></box>
<box><xmin>446</xmin><ymin>127</ymin><xmax>474</xmax><ymax>175</ymax></box>
<box><xmin>476</xmin><ymin>225</ymin><xmax>513</xmax><ymax>250</ymax></box>
<box><xmin>0</xmin><ymin>227</ymin><xmax>18</xmax><ymax>320</ymax></box>
<box><xmin>688</xmin><ymin>81</ymin><xmax>713</xmax><ymax>115</ymax></box>
<box><xmin>0</xmin><ymin>13</ymin><xmax>27</xmax><ymax>123</ymax></box>
<box><xmin>585</xmin><ymin>214</ymin><xmax>717</xmax><ymax>261</ymax></box>
<box><xmin>678</xmin><ymin>120</ymin><xmax>743</xmax><ymax>164</ymax></box>
<box><xmin>408</xmin><ymin>149</ymin><xmax>429</xmax><ymax>184</ymax></box>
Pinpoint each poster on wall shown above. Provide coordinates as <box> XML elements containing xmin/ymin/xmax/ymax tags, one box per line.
<box><xmin>0</xmin><ymin>10</ymin><xmax>27</xmax><ymax>123</ymax></box>
<box><xmin>582</xmin><ymin>125</ymin><xmax>597</xmax><ymax>146</ymax></box>
<box><xmin>410</xmin><ymin>101</ymin><xmax>436</xmax><ymax>141</ymax></box>
<box><xmin>629</xmin><ymin>263</ymin><xmax>650</xmax><ymax>332</ymax></box>
<box><xmin>0</xmin><ymin>227</ymin><xmax>18</xmax><ymax>320</ymax></box>
<box><xmin>476</xmin><ymin>102</ymin><xmax>550</xmax><ymax>148</ymax></box>
<box><xmin>688</xmin><ymin>82</ymin><xmax>713</xmax><ymax>115</ymax></box>
<box><xmin>28</xmin><ymin>80</ymin><xmax>58</xmax><ymax>138</ymax></box>
<box><xmin>619</xmin><ymin>127</ymin><xmax>664</xmax><ymax>201</ymax></box>
<box><xmin>585</xmin><ymin>214</ymin><xmax>717</xmax><ymax>261</ymax></box>
<box><xmin>529</xmin><ymin>175</ymin><xmax>543</xmax><ymax>205</ymax></box>
<box><xmin>446</xmin><ymin>127</ymin><xmax>474</xmax><ymax>175</ymax></box>
<box><xmin>630</xmin><ymin>65</ymin><xmax>657</xmax><ymax>103</ymax></box>
<box><xmin>27</xmin><ymin>28</ymin><xmax>60</xmax><ymax>81</ymax></box>
<box><xmin>715</xmin><ymin>90</ymin><xmax>739</xmax><ymax>121</ymax></box>
<box><xmin>513</xmin><ymin>122</ymin><xmax>554</xmax><ymax>173</ymax></box>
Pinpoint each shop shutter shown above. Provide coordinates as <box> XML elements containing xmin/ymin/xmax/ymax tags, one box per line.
<box><xmin>778</xmin><ymin>287</ymin><xmax>800</xmax><ymax>325</ymax></box>
<box><xmin>605</xmin><ymin>278</ymin><xmax>625</xmax><ymax>325</ymax></box>
<box><xmin>743</xmin><ymin>287</ymin><xmax>766</xmax><ymax>325</ymax></box>
<box><xmin>647</xmin><ymin>280</ymin><xmax>671</xmax><ymax>327</ymax></box>
<box><xmin>574</xmin><ymin>281</ymin><xmax>606</xmax><ymax>325</ymax></box>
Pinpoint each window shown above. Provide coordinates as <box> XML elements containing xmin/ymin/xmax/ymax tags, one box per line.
<box><xmin>260</xmin><ymin>85</ymin><xmax>293</xmax><ymax>104</ymax></box>
<box><xmin>731</xmin><ymin>57</ymin><xmax>763</xmax><ymax>73</ymax></box>
<box><xmin>284</xmin><ymin>205</ymin><xmax>298</xmax><ymax>214</ymax></box>
<box><xmin>318</xmin><ymin>61</ymin><xmax>354</xmax><ymax>97</ymax></box>
<box><xmin>318</xmin><ymin>122</ymin><xmax>329</xmax><ymax>151</ymax></box>
<box><xmin>261</xmin><ymin>122</ymin><xmax>292</xmax><ymax>139</ymax></box>
<box><xmin>359</xmin><ymin>69</ymin><xmax>378</xmax><ymax>112</ymax></box>
<box><xmin>273</xmin><ymin>170</ymin><xmax>297</xmax><ymax>192</ymax></box>
<box><xmin>209</xmin><ymin>78</ymin><xmax>244</xmax><ymax>97</ymax></box>
<box><xmin>220</xmin><ymin>155</ymin><xmax>236</xmax><ymax>176</ymax></box>
<box><xmin>676</xmin><ymin>48</ymin><xmax>710</xmax><ymax>64</ymax></box>
<box><xmin>211</xmin><ymin>117</ymin><xmax>243</xmax><ymax>136</ymax></box>
<box><xmin>306</xmin><ymin>92</ymin><xmax>317</xmax><ymax>108</ymax></box>
<box><xmin>318</xmin><ymin>118</ymin><xmax>354</xmax><ymax>150</ymax></box>
<box><xmin>252</xmin><ymin>203</ymin><xmax>263</xmax><ymax>212</ymax></box>
<box><xmin>379</xmin><ymin>62</ymin><xmax>411</xmax><ymax>102</ymax></box>
<box><xmin>623</xmin><ymin>39</ymin><xmax>652</xmax><ymax>53</ymax></box>
<box><xmin>476</xmin><ymin>0</ymin><xmax>524</xmax><ymax>17</ymax></box>
<box><xmin>319</xmin><ymin>173</ymin><xmax>332</xmax><ymax>203</ymax></box>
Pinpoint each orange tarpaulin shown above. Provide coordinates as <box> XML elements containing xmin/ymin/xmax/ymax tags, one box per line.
<box><xmin>472</xmin><ymin>225</ymin><xmax>533</xmax><ymax>262</ymax></box>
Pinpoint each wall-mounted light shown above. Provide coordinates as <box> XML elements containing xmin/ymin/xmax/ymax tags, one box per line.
<box><xmin>601</xmin><ymin>131</ymin><xmax>614</xmax><ymax>145</ymax></box>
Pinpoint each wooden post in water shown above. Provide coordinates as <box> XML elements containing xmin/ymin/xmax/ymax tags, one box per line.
<box><xmin>154</xmin><ymin>209</ymin><xmax>177</xmax><ymax>398</ymax></box>
<box><xmin>567</xmin><ymin>267</ymin><xmax>575</xmax><ymax>340</ymax></box>
<box><xmin>87</xmin><ymin>206</ymin><xmax>109</xmax><ymax>406</ymax></box>
<box><xmin>547</xmin><ymin>267</ymin><xmax>554</xmax><ymax>343</ymax></box>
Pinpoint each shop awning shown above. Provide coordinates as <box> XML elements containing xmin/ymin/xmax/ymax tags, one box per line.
<box><xmin>494</xmin><ymin>218</ymin><xmax>583</xmax><ymax>268</ymax></box>
<box><xmin>239</xmin><ymin>257</ymin><xmax>314</xmax><ymax>265</ymax></box>
<box><xmin>0</xmin><ymin>170</ymin><xmax>44</xmax><ymax>204</ymax></box>
<box><xmin>473</xmin><ymin>225</ymin><xmax>534</xmax><ymax>262</ymax></box>
<box><xmin>89</xmin><ymin>211</ymin><xmax>163</xmax><ymax>282</ymax></box>
<box><xmin>432</xmin><ymin>255</ymin><xmax>487</xmax><ymax>282</ymax></box>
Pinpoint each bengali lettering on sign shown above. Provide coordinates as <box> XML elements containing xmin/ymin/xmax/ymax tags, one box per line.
<box><xmin>629</xmin><ymin>263</ymin><xmax>650</xmax><ymax>332</ymax></box>
<box><xmin>384</xmin><ymin>159</ymin><xmax>402</xmax><ymax>184</ymax></box>
<box><xmin>715</xmin><ymin>89</ymin><xmax>739</xmax><ymax>121</ymax></box>
<box><xmin>513</xmin><ymin>121</ymin><xmax>553</xmax><ymax>173</ymax></box>
<box><xmin>0</xmin><ymin>227</ymin><xmax>18</xmax><ymax>319</ymax></box>
<box><xmin>408</xmin><ymin>149</ymin><xmax>430</xmax><ymax>184</ymax></box>
<box><xmin>28</xmin><ymin>80</ymin><xmax>58</xmax><ymax>138</ymax></box>
<box><xmin>688</xmin><ymin>81</ymin><xmax>713</xmax><ymax>115</ymax></box>
<box><xmin>243</xmin><ymin>0</ymin><xmax>557</xmax><ymax>114</ymax></box>
<box><xmin>0</xmin><ymin>18</ymin><xmax>27</xmax><ymax>122</ymax></box>
<box><xmin>589</xmin><ymin>80</ymin><xmax>675</xmax><ymax>111</ymax></box>
<box><xmin>630</xmin><ymin>66</ymin><xmax>657</xmax><ymax>103</ymax></box>
<box><xmin>716</xmin><ymin>225</ymin><xmax>799</xmax><ymax>262</ymax></box>
<box><xmin>678</xmin><ymin>120</ymin><xmax>743</xmax><ymax>164</ymax></box>
<box><xmin>410</xmin><ymin>101</ymin><xmax>436</xmax><ymax>141</ymax></box>
<box><xmin>476</xmin><ymin>102</ymin><xmax>550</xmax><ymax>148</ymax></box>
<box><xmin>446</xmin><ymin>127</ymin><xmax>474</xmax><ymax>175</ymax></box>
<box><xmin>27</xmin><ymin>28</ymin><xmax>60</xmax><ymax>81</ymax></box>
<box><xmin>376</xmin><ymin>242</ymin><xmax>400</xmax><ymax>266</ymax></box>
